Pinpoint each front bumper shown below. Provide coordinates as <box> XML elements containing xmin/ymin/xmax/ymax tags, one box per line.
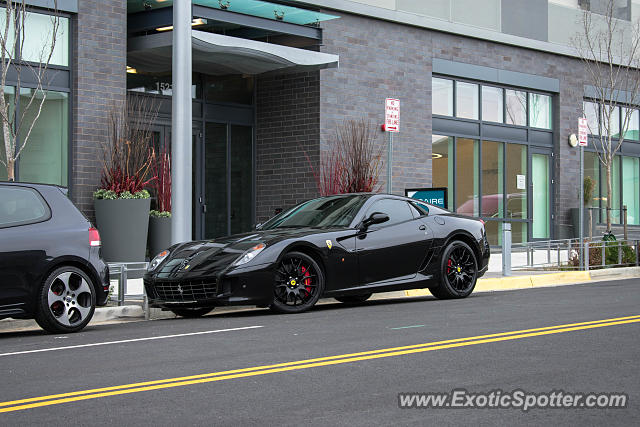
<box><xmin>144</xmin><ymin>262</ymin><xmax>275</xmax><ymax>309</ymax></box>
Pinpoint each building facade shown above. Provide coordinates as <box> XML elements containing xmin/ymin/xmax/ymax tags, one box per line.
<box><xmin>4</xmin><ymin>0</ymin><xmax>640</xmax><ymax>246</ymax></box>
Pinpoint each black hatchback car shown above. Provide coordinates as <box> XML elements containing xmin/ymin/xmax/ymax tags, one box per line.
<box><xmin>0</xmin><ymin>182</ymin><xmax>110</xmax><ymax>333</ymax></box>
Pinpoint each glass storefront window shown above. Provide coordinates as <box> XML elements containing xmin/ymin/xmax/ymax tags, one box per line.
<box><xmin>622</xmin><ymin>107</ymin><xmax>639</xmax><ymax>140</ymax></box>
<box><xmin>481</xmin><ymin>140</ymin><xmax>504</xmax><ymax>218</ymax></box>
<box><xmin>506</xmin><ymin>143</ymin><xmax>528</xmax><ymax>220</ymax></box>
<box><xmin>529</xmin><ymin>93</ymin><xmax>552</xmax><ymax>129</ymax></box>
<box><xmin>432</xmin><ymin>135</ymin><xmax>453</xmax><ymax>209</ymax></box>
<box><xmin>505</xmin><ymin>89</ymin><xmax>526</xmax><ymax>126</ymax></box>
<box><xmin>604</xmin><ymin>106</ymin><xmax>620</xmax><ymax>138</ymax></box>
<box><xmin>432</xmin><ymin>78</ymin><xmax>453</xmax><ymax>116</ymax></box>
<box><xmin>455</xmin><ymin>82</ymin><xmax>479</xmax><ymax>120</ymax></box>
<box><xmin>584</xmin><ymin>101</ymin><xmax>600</xmax><ymax>135</ymax></box>
<box><xmin>482</xmin><ymin>86</ymin><xmax>503</xmax><ymax>123</ymax></box>
<box><xmin>584</xmin><ymin>151</ymin><xmax>601</xmax><ymax>223</ymax></box>
<box><xmin>455</xmin><ymin>138</ymin><xmax>479</xmax><ymax>216</ymax></box>
<box><xmin>602</xmin><ymin>156</ymin><xmax>622</xmax><ymax>224</ymax></box>
<box><xmin>0</xmin><ymin>87</ymin><xmax>15</xmax><ymax>181</ymax></box>
<box><xmin>622</xmin><ymin>156</ymin><xmax>639</xmax><ymax>225</ymax></box>
<box><xmin>17</xmin><ymin>89</ymin><xmax>69</xmax><ymax>186</ymax></box>
<box><xmin>531</xmin><ymin>153</ymin><xmax>550</xmax><ymax>239</ymax></box>
<box><xmin>21</xmin><ymin>12</ymin><xmax>69</xmax><ymax>66</ymax></box>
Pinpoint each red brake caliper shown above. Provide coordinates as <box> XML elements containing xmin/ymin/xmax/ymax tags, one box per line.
<box><xmin>447</xmin><ymin>259</ymin><xmax>452</xmax><ymax>274</ymax></box>
<box><xmin>301</xmin><ymin>266</ymin><xmax>311</xmax><ymax>296</ymax></box>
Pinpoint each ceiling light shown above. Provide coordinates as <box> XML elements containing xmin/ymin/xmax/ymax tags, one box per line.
<box><xmin>432</xmin><ymin>153</ymin><xmax>443</xmax><ymax>159</ymax></box>
<box><xmin>156</xmin><ymin>18</ymin><xmax>208</xmax><ymax>32</ymax></box>
<box><xmin>126</xmin><ymin>66</ymin><xmax>137</xmax><ymax>74</ymax></box>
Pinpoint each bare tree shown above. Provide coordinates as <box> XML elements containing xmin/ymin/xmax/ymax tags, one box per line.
<box><xmin>0</xmin><ymin>0</ymin><xmax>60</xmax><ymax>181</ymax></box>
<box><xmin>572</xmin><ymin>0</ymin><xmax>640</xmax><ymax>232</ymax></box>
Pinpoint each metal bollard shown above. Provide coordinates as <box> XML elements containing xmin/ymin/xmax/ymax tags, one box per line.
<box><xmin>585</xmin><ymin>241</ymin><xmax>590</xmax><ymax>271</ymax></box>
<box><xmin>502</xmin><ymin>222</ymin><xmax>512</xmax><ymax>276</ymax></box>
<box><xmin>119</xmin><ymin>264</ymin><xmax>127</xmax><ymax>307</ymax></box>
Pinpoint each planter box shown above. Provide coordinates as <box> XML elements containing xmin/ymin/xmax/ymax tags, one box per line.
<box><xmin>148</xmin><ymin>216</ymin><xmax>172</xmax><ymax>258</ymax></box>
<box><xmin>94</xmin><ymin>198</ymin><xmax>151</xmax><ymax>262</ymax></box>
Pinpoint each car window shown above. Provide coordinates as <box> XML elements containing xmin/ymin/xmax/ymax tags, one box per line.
<box><xmin>0</xmin><ymin>186</ymin><xmax>50</xmax><ymax>228</ymax></box>
<box><xmin>260</xmin><ymin>195</ymin><xmax>369</xmax><ymax>229</ymax></box>
<box><xmin>410</xmin><ymin>202</ymin><xmax>430</xmax><ymax>217</ymax></box>
<box><xmin>364</xmin><ymin>199</ymin><xmax>414</xmax><ymax>227</ymax></box>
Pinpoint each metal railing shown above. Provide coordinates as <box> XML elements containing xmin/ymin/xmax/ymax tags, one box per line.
<box><xmin>107</xmin><ymin>262</ymin><xmax>148</xmax><ymax>306</ymax></box>
<box><xmin>504</xmin><ymin>238</ymin><xmax>640</xmax><ymax>271</ymax></box>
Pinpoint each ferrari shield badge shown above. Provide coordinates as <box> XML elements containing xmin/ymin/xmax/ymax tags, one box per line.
<box><xmin>326</xmin><ymin>239</ymin><xmax>333</xmax><ymax>250</ymax></box>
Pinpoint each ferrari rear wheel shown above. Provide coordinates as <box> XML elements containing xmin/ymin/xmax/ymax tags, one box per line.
<box><xmin>431</xmin><ymin>240</ymin><xmax>478</xmax><ymax>299</ymax></box>
<box><xmin>271</xmin><ymin>251</ymin><xmax>324</xmax><ymax>314</ymax></box>
<box><xmin>334</xmin><ymin>293</ymin><xmax>372</xmax><ymax>304</ymax></box>
<box><xmin>170</xmin><ymin>307</ymin><xmax>214</xmax><ymax>318</ymax></box>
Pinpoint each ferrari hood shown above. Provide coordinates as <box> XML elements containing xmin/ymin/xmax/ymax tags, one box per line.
<box><xmin>153</xmin><ymin>227</ymin><xmax>331</xmax><ymax>278</ymax></box>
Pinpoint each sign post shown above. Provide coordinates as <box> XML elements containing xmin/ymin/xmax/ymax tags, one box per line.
<box><xmin>384</xmin><ymin>98</ymin><xmax>400</xmax><ymax>193</ymax></box>
<box><xmin>578</xmin><ymin>117</ymin><xmax>589</xmax><ymax>269</ymax></box>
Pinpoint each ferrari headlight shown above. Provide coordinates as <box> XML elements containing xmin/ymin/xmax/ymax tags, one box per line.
<box><xmin>148</xmin><ymin>249</ymin><xmax>170</xmax><ymax>272</ymax></box>
<box><xmin>232</xmin><ymin>243</ymin><xmax>266</xmax><ymax>267</ymax></box>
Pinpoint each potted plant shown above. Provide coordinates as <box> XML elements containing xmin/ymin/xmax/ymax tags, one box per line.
<box><xmin>148</xmin><ymin>145</ymin><xmax>172</xmax><ymax>257</ymax></box>
<box><xmin>572</xmin><ymin>176</ymin><xmax>595</xmax><ymax>239</ymax></box>
<box><xmin>94</xmin><ymin>96</ymin><xmax>158</xmax><ymax>262</ymax></box>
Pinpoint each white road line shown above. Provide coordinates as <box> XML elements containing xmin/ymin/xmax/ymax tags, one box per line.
<box><xmin>0</xmin><ymin>325</ymin><xmax>263</xmax><ymax>357</ymax></box>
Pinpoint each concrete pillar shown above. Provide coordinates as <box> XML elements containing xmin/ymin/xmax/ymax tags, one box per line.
<box><xmin>171</xmin><ymin>0</ymin><xmax>193</xmax><ymax>244</ymax></box>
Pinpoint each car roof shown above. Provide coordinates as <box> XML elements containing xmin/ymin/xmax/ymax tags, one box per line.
<box><xmin>0</xmin><ymin>181</ymin><xmax>67</xmax><ymax>191</ymax></box>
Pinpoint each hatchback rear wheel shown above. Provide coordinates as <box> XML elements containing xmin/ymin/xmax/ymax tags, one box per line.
<box><xmin>35</xmin><ymin>266</ymin><xmax>96</xmax><ymax>333</ymax></box>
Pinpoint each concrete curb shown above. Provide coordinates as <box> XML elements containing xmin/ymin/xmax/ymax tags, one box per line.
<box><xmin>405</xmin><ymin>266</ymin><xmax>640</xmax><ymax>297</ymax></box>
<box><xmin>93</xmin><ymin>305</ymin><xmax>144</xmax><ymax>323</ymax></box>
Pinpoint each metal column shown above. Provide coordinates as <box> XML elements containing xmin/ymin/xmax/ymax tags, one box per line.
<box><xmin>171</xmin><ymin>0</ymin><xmax>193</xmax><ymax>244</ymax></box>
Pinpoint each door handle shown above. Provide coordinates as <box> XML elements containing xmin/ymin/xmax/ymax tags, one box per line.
<box><xmin>419</xmin><ymin>225</ymin><xmax>426</xmax><ymax>231</ymax></box>
<box><xmin>202</xmin><ymin>204</ymin><xmax>207</xmax><ymax>213</ymax></box>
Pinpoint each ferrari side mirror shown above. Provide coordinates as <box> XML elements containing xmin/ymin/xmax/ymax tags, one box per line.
<box><xmin>361</xmin><ymin>212</ymin><xmax>389</xmax><ymax>230</ymax></box>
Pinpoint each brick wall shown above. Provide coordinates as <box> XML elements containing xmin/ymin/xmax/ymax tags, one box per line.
<box><xmin>255</xmin><ymin>71</ymin><xmax>321</xmax><ymax>222</ymax></box>
<box><xmin>319</xmin><ymin>15</ymin><xmax>432</xmax><ymax>195</ymax></box>
<box><xmin>70</xmin><ymin>0</ymin><xmax>127</xmax><ymax>221</ymax></box>
<box><xmin>319</xmin><ymin>12</ymin><xmax>586</xmax><ymax>239</ymax></box>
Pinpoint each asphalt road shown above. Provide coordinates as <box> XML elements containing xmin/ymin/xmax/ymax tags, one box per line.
<box><xmin>1</xmin><ymin>279</ymin><xmax>639</xmax><ymax>426</ymax></box>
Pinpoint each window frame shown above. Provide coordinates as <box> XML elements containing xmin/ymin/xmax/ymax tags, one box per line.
<box><xmin>0</xmin><ymin>6</ymin><xmax>72</xmax><ymax>188</ymax></box>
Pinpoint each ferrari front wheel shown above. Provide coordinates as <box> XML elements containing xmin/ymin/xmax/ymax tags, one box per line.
<box><xmin>271</xmin><ymin>251</ymin><xmax>324</xmax><ymax>314</ymax></box>
<box><xmin>431</xmin><ymin>240</ymin><xmax>478</xmax><ymax>300</ymax></box>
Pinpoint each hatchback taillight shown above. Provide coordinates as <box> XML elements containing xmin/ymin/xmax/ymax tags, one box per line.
<box><xmin>478</xmin><ymin>218</ymin><xmax>485</xmax><ymax>226</ymax></box>
<box><xmin>89</xmin><ymin>227</ymin><xmax>101</xmax><ymax>247</ymax></box>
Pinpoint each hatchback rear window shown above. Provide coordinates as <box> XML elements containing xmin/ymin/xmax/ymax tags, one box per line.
<box><xmin>0</xmin><ymin>186</ymin><xmax>51</xmax><ymax>228</ymax></box>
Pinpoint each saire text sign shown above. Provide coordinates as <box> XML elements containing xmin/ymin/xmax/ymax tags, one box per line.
<box><xmin>385</xmin><ymin>98</ymin><xmax>400</xmax><ymax>132</ymax></box>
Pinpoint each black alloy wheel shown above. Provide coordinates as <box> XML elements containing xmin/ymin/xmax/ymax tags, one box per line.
<box><xmin>271</xmin><ymin>251</ymin><xmax>325</xmax><ymax>314</ymax></box>
<box><xmin>334</xmin><ymin>293</ymin><xmax>372</xmax><ymax>304</ymax></box>
<box><xmin>431</xmin><ymin>240</ymin><xmax>478</xmax><ymax>299</ymax></box>
<box><xmin>35</xmin><ymin>266</ymin><xmax>96</xmax><ymax>333</ymax></box>
<box><xmin>170</xmin><ymin>307</ymin><xmax>214</xmax><ymax>318</ymax></box>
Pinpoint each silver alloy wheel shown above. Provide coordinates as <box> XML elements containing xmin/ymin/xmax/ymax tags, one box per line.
<box><xmin>47</xmin><ymin>271</ymin><xmax>93</xmax><ymax>326</ymax></box>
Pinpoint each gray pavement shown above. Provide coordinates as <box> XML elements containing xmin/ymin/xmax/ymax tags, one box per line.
<box><xmin>0</xmin><ymin>278</ymin><xmax>639</xmax><ymax>425</ymax></box>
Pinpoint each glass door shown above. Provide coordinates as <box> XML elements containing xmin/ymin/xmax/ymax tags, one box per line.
<box><xmin>530</xmin><ymin>151</ymin><xmax>552</xmax><ymax>240</ymax></box>
<box><xmin>201</xmin><ymin>122</ymin><xmax>253</xmax><ymax>239</ymax></box>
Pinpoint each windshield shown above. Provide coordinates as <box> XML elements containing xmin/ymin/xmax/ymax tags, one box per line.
<box><xmin>260</xmin><ymin>195</ymin><xmax>369</xmax><ymax>230</ymax></box>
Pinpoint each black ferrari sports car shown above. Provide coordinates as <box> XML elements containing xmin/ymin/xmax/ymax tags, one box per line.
<box><xmin>144</xmin><ymin>193</ymin><xmax>490</xmax><ymax>317</ymax></box>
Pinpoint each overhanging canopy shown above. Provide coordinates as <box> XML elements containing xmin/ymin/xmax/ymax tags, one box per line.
<box><xmin>128</xmin><ymin>30</ymin><xmax>339</xmax><ymax>75</ymax></box>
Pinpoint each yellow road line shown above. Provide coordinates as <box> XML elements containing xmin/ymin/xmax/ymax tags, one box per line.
<box><xmin>2</xmin><ymin>314</ymin><xmax>637</xmax><ymax>408</ymax></box>
<box><xmin>1</xmin><ymin>315</ymin><xmax>639</xmax><ymax>414</ymax></box>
